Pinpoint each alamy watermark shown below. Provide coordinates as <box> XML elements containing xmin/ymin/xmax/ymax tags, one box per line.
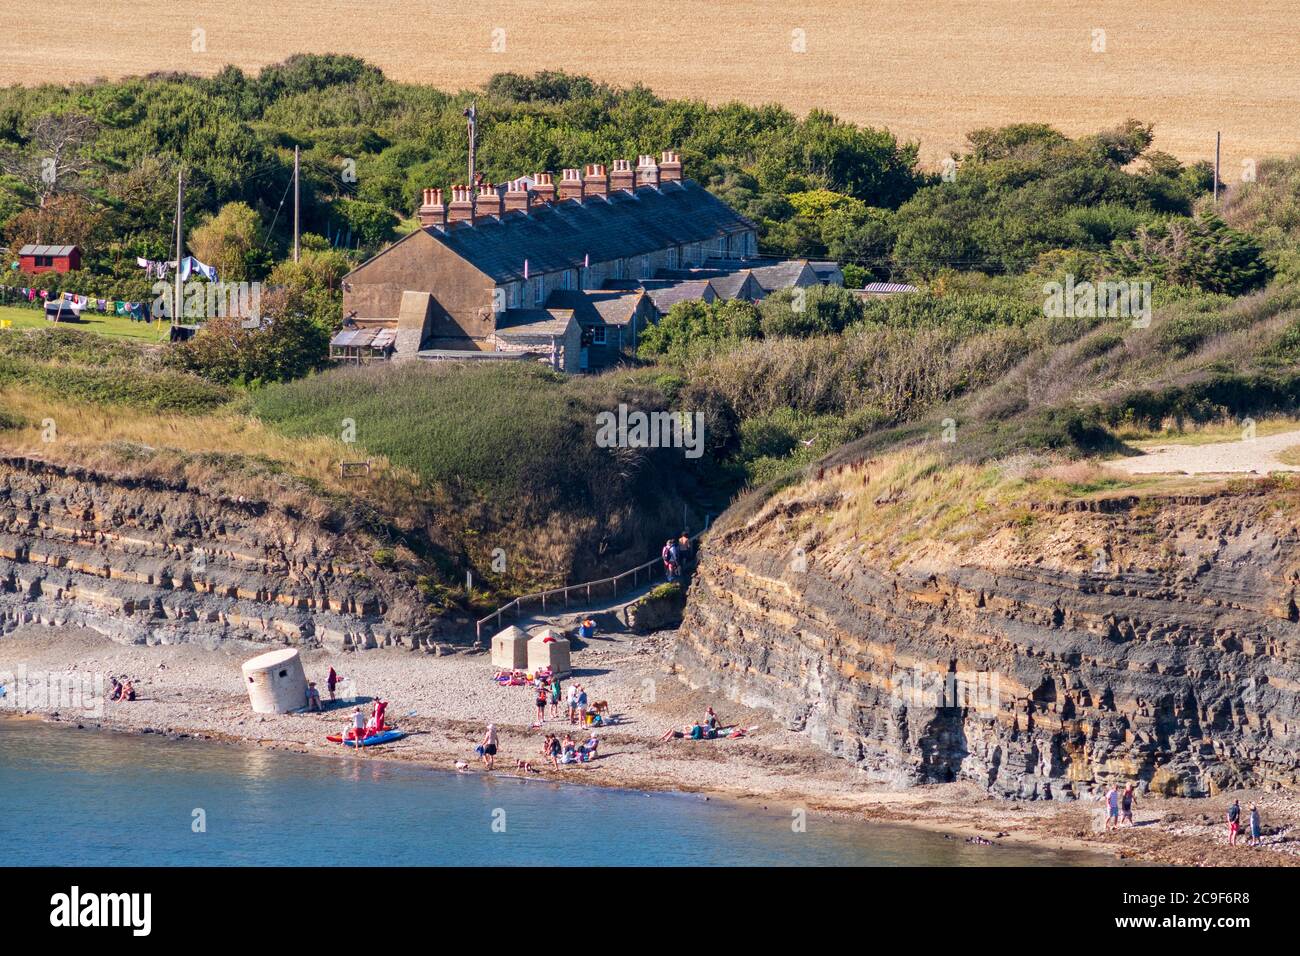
<box><xmin>0</xmin><ymin>665</ymin><xmax>105</xmax><ymax>718</ymax></box>
<box><xmin>891</xmin><ymin>667</ymin><xmax>1000</xmax><ymax>718</ymax></box>
<box><xmin>595</xmin><ymin>403</ymin><xmax>704</xmax><ymax>459</ymax></box>
<box><xmin>1043</xmin><ymin>276</ymin><xmax>1151</xmax><ymax>328</ymax></box>
<box><xmin>150</xmin><ymin>280</ymin><xmax>262</xmax><ymax>321</ymax></box>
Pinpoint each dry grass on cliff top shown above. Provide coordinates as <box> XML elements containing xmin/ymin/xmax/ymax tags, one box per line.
<box><xmin>770</xmin><ymin>447</ymin><xmax>1213</xmax><ymax>557</ymax></box>
<box><xmin>0</xmin><ymin>385</ymin><xmax>428</xmax><ymax>518</ymax></box>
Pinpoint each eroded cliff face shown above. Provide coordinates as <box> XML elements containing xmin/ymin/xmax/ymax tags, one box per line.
<box><xmin>0</xmin><ymin>454</ymin><xmax>437</xmax><ymax>650</ymax></box>
<box><xmin>673</xmin><ymin>468</ymin><xmax>1300</xmax><ymax>798</ymax></box>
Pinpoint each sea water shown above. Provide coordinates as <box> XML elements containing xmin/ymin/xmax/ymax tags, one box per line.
<box><xmin>1</xmin><ymin>719</ymin><xmax>1114</xmax><ymax>867</ymax></box>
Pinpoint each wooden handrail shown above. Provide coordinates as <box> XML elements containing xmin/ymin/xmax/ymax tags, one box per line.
<box><xmin>474</xmin><ymin>517</ymin><xmax>709</xmax><ymax>642</ymax></box>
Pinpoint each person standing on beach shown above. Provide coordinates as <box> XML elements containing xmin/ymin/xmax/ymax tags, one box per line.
<box><xmin>350</xmin><ymin>707</ymin><xmax>366</xmax><ymax>743</ymax></box>
<box><xmin>577</xmin><ymin>686</ymin><xmax>589</xmax><ymax>726</ymax></box>
<box><xmin>1104</xmin><ymin>784</ymin><xmax>1119</xmax><ymax>831</ymax></box>
<box><xmin>1226</xmin><ymin>799</ymin><xmax>1241</xmax><ymax>845</ymax></box>
<box><xmin>549</xmin><ymin>675</ymin><xmax>562</xmax><ymax>719</ymax></box>
<box><xmin>1120</xmin><ymin>783</ymin><xmax>1136</xmax><ymax>826</ymax></box>
<box><xmin>326</xmin><ymin>666</ymin><xmax>339</xmax><ymax>702</ymax></box>
<box><xmin>1248</xmin><ymin>803</ymin><xmax>1261</xmax><ymax>846</ymax></box>
<box><xmin>481</xmin><ymin>724</ymin><xmax>498</xmax><ymax>770</ymax></box>
<box><xmin>535</xmin><ymin>684</ymin><xmax>548</xmax><ymax>725</ymax></box>
<box><xmin>567</xmin><ymin>684</ymin><xmax>579</xmax><ymax>724</ymax></box>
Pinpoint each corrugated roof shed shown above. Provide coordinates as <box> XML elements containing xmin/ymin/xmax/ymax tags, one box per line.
<box><xmin>860</xmin><ymin>282</ymin><xmax>919</xmax><ymax>294</ymax></box>
<box><xmin>418</xmin><ymin>181</ymin><xmax>754</xmax><ymax>283</ymax></box>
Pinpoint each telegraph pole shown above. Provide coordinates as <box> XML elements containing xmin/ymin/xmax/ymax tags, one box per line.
<box><xmin>293</xmin><ymin>144</ymin><xmax>301</xmax><ymax>262</ymax></box>
<box><xmin>464</xmin><ymin>102</ymin><xmax>477</xmax><ymax>216</ymax></box>
<box><xmin>173</xmin><ymin>167</ymin><xmax>184</xmax><ymax>327</ymax></box>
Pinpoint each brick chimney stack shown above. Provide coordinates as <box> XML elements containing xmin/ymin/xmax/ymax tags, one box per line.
<box><xmin>504</xmin><ymin>177</ymin><xmax>532</xmax><ymax>213</ymax></box>
<box><xmin>448</xmin><ymin>185</ymin><xmax>475</xmax><ymax>224</ymax></box>
<box><xmin>659</xmin><ymin>150</ymin><xmax>683</xmax><ymax>183</ymax></box>
<box><xmin>584</xmin><ymin>164</ymin><xmax>609</xmax><ymax>199</ymax></box>
<box><xmin>558</xmin><ymin>167</ymin><xmax>585</xmax><ymax>202</ymax></box>
<box><xmin>636</xmin><ymin>155</ymin><xmax>660</xmax><ymax>189</ymax></box>
<box><xmin>531</xmin><ymin>172</ymin><xmax>556</xmax><ymax>204</ymax></box>
<box><xmin>418</xmin><ymin>188</ymin><xmax>447</xmax><ymax>227</ymax></box>
<box><xmin>610</xmin><ymin>159</ymin><xmax>635</xmax><ymax>193</ymax></box>
<box><xmin>477</xmin><ymin>182</ymin><xmax>505</xmax><ymax>219</ymax></box>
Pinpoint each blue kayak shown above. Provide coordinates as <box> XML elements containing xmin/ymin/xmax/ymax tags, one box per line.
<box><xmin>330</xmin><ymin>730</ymin><xmax>407</xmax><ymax>747</ymax></box>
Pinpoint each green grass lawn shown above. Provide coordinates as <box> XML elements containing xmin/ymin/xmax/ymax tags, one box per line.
<box><xmin>0</xmin><ymin>303</ymin><xmax>170</xmax><ymax>342</ymax></box>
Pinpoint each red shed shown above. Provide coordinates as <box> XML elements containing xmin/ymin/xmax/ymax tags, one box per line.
<box><xmin>18</xmin><ymin>244</ymin><xmax>81</xmax><ymax>274</ymax></box>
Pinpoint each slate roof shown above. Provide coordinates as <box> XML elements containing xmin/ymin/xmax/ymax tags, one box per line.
<box><xmin>19</xmin><ymin>244</ymin><xmax>78</xmax><ymax>257</ymax></box>
<box><xmin>418</xmin><ymin>181</ymin><xmax>755</xmax><ymax>283</ymax></box>
<box><xmin>494</xmin><ymin>307</ymin><xmax>575</xmax><ymax>338</ymax></box>
<box><xmin>643</xmin><ymin>279</ymin><xmax>718</xmax><ymax>313</ymax></box>
<box><xmin>704</xmin><ymin>257</ymin><xmax>819</xmax><ymax>293</ymax></box>
<box><xmin>545</xmin><ymin>289</ymin><xmax>645</xmax><ymax>327</ymax></box>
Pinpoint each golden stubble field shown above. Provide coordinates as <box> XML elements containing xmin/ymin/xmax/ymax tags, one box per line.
<box><xmin>1</xmin><ymin>0</ymin><xmax>1297</xmax><ymax>173</ymax></box>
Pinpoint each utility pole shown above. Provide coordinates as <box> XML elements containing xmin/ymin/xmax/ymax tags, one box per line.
<box><xmin>1214</xmin><ymin>131</ymin><xmax>1221</xmax><ymax>205</ymax></box>
<box><xmin>464</xmin><ymin>102</ymin><xmax>477</xmax><ymax>216</ymax></box>
<box><xmin>173</xmin><ymin>167</ymin><xmax>184</xmax><ymax>328</ymax></box>
<box><xmin>293</xmin><ymin>144</ymin><xmax>301</xmax><ymax>263</ymax></box>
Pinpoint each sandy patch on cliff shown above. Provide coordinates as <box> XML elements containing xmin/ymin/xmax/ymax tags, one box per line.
<box><xmin>1109</xmin><ymin>428</ymin><xmax>1300</xmax><ymax>476</ymax></box>
<box><xmin>3</xmin><ymin>624</ymin><xmax>1297</xmax><ymax>866</ymax></box>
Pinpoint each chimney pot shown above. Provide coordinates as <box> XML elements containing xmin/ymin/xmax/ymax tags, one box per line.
<box><xmin>530</xmin><ymin>172</ymin><xmax>556</xmax><ymax>205</ymax></box>
<box><xmin>448</xmin><ymin>184</ymin><xmax>475</xmax><ymax>224</ymax></box>
<box><xmin>583</xmin><ymin>163</ymin><xmax>609</xmax><ymax>199</ymax></box>
<box><xmin>558</xmin><ymin>167</ymin><xmax>585</xmax><ymax>202</ymax></box>
<box><xmin>504</xmin><ymin>177</ymin><xmax>533</xmax><ymax>213</ymax></box>
<box><xmin>418</xmin><ymin>187</ymin><xmax>447</xmax><ymax>227</ymax></box>
<box><xmin>636</xmin><ymin>155</ymin><xmax>660</xmax><ymax>188</ymax></box>
<box><xmin>610</xmin><ymin>159</ymin><xmax>635</xmax><ymax>193</ymax></box>
<box><xmin>659</xmin><ymin>150</ymin><xmax>683</xmax><ymax>183</ymax></box>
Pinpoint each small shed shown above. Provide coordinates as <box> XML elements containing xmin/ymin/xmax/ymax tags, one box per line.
<box><xmin>491</xmin><ymin>625</ymin><xmax>530</xmax><ymax>670</ymax></box>
<box><xmin>19</xmin><ymin>244</ymin><xmax>81</xmax><ymax>274</ymax></box>
<box><xmin>241</xmin><ymin>647</ymin><xmax>308</xmax><ymax>714</ymax></box>
<box><xmin>527</xmin><ymin>628</ymin><xmax>571</xmax><ymax>676</ymax></box>
<box><xmin>329</xmin><ymin>326</ymin><xmax>396</xmax><ymax>363</ymax></box>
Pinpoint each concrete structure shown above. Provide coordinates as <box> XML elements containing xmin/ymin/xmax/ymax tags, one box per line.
<box><xmin>527</xmin><ymin>628</ymin><xmax>571</xmax><ymax>675</ymax></box>
<box><xmin>241</xmin><ymin>647</ymin><xmax>308</xmax><ymax>714</ymax></box>
<box><xmin>491</xmin><ymin>625</ymin><xmax>530</xmax><ymax>670</ymax></box>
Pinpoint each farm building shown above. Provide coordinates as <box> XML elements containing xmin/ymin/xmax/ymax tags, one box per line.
<box><xmin>341</xmin><ymin>152</ymin><xmax>759</xmax><ymax>369</ymax></box>
<box><xmin>18</xmin><ymin>244</ymin><xmax>81</xmax><ymax>274</ymax></box>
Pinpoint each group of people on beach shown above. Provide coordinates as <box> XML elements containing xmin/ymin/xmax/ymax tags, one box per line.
<box><xmin>108</xmin><ymin>677</ymin><xmax>136</xmax><ymax>702</ymax></box>
<box><xmin>658</xmin><ymin>706</ymin><xmax>745</xmax><ymax>741</ymax></box>
<box><xmin>532</xmin><ymin>674</ymin><xmax>599</xmax><ymax>727</ymax></box>
<box><xmin>1226</xmin><ymin>798</ymin><xmax>1264</xmax><ymax>847</ymax></box>
<box><xmin>1101</xmin><ymin>783</ymin><xmax>1266</xmax><ymax>847</ymax></box>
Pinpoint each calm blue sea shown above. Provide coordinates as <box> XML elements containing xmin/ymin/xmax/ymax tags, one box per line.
<box><xmin>1</xmin><ymin>719</ymin><xmax>1114</xmax><ymax>866</ymax></box>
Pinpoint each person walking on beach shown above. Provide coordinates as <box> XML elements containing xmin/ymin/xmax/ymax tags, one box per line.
<box><xmin>1248</xmin><ymin>803</ymin><xmax>1261</xmax><ymax>846</ymax></box>
<box><xmin>480</xmin><ymin>724</ymin><xmax>498</xmax><ymax>771</ymax></box>
<box><xmin>1226</xmin><ymin>799</ymin><xmax>1241</xmax><ymax>845</ymax></box>
<box><xmin>1104</xmin><ymin>784</ymin><xmax>1119</xmax><ymax>831</ymax></box>
<box><xmin>535</xmin><ymin>683</ymin><xmax>548</xmax><ymax>725</ymax></box>
<box><xmin>1120</xmin><ymin>783</ymin><xmax>1136</xmax><ymax>826</ymax></box>
<box><xmin>549</xmin><ymin>675</ymin><xmax>562</xmax><ymax>719</ymax></box>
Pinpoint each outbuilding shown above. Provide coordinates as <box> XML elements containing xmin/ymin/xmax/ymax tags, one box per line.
<box><xmin>241</xmin><ymin>647</ymin><xmax>308</xmax><ymax>714</ymax></box>
<box><xmin>491</xmin><ymin>625</ymin><xmax>530</xmax><ymax>670</ymax></box>
<box><xmin>18</xmin><ymin>244</ymin><xmax>81</xmax><ymax>274</ymax></box>
<box><xmin>527</xmin><ymin>628</ymin><xmax>571</xmax><ymax>676</ymax></box>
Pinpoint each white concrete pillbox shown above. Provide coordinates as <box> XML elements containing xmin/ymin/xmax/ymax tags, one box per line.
<box><xmin>242</xmin><ymin>647</ymin><xmax>308</xmax><ymax>713</ymax></box>
<box><xmin>491</xmin><ymin>625</ymin><xmax>530</xmax><ymax>669</ymax></box>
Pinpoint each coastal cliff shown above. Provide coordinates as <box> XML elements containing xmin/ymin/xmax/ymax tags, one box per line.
<box><xmin>0</xmin><ymin>454</ymin><xmax>438</xmax><ymax>650</ymax></box>
<box><xmin>671</xmin><ymin>455</ymin><xmax>1300</xmax><ymax>799</ymax></box>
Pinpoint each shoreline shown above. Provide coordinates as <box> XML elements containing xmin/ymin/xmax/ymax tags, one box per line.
<box><xmin>3</xmin><ymin>623</ymin><xmax>1297</xmax><ymax>866</ymax></box>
